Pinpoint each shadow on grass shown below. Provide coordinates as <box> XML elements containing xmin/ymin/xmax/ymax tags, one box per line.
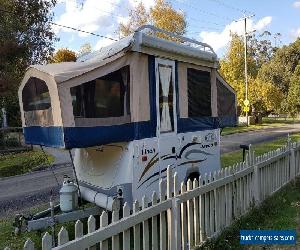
<box><xmin>197</xmin><ymin>177</ymin><xmax>300</xmax><ymax>250</ymax></box>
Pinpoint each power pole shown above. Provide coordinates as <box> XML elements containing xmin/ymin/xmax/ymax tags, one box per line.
<box><xmin>236</xmin><ymin>14</ymin><xmax>255</xmax><ymax>126</ymax></box>
<box><xmin>244</xmin><ymin>16</ymin><xmax>249</xmax><ymax>126</ymax></box>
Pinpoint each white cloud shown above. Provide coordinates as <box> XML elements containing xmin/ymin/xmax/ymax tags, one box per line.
<box><xmin>199</xmin><ymin>16</ymin><xmax>273</xmax><ymax>52</ymax></box>
<box><xmin>128</xmin><ymin>0</ymin><xmax>155</xmax><ymax>10</ymax></box>
<box><xmin>290</xmin><ymin>28</ymin><xmax>300</xmax><ymax>39</ymax></box>
<box><xmin>254</xmin><ymin>16</ymin><xmax>272</xmax><ymax>31</ymax></box>
<box><xmin>94</xmin><ymin>35</ymin><xmax>116</xmax><ymax>50</ymax></box>
<box><xmin>53</xmin><ymin>0</ymin><xmax>122</xmax><ymax>36</ymax></box>
<box><xmin>293</xmin><ymin>1</ymin><xmax>300</xmax><ymax>8</ymax></box>
<box><xmin>53</xmin><ymin>0</ymin><xmax>156</xmax><ymax>51</ymax></box>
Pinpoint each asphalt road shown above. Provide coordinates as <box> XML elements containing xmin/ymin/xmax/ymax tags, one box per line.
<box><xmin>1</xmin><ymin>124</ymin><xmax>300</xmax><ymax>217</ymax></box>
<box><xmin>0</xmin><ymin>164</ymin><xmax>72</xmax><ymax>217</ymax></box>
<box><xmin>221</xmin><ymin>123</ymin><xmax>300</xmax><ymax>153</ymax></box>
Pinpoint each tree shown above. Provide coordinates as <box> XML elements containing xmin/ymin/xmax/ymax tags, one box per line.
<box><xmin>119</xmin><ymin>2</ymin><xmax>149</xmax><ymax>37</ymax></box>
<box><xmin>220</xmin><ymin>33</ymin><xmax>285</xmax><ymax>113</ymax></box>
<box><xmin>257</xmin><ymin>38</ymin><xmax>300</xmax><ymax>94</ymax></box>
<box><xmin>150</xmin><ymin>0</ymin><xmax>187</xmax><ymax>39</ymax></box>
<box><xmin>248</xmin><ymin>31</ymin><xmax>277</xmax><ymax>68</ymax></box>
<box><xmin>49</xmin><ymin>48</ymin><xmax>77</xmax><ymax>63</ymax></box>
<box><xmin>118</xmin><ymin>0</ymin><xmax>187</xmax><ymax>39</ymax></box>
<box><xmin>0</xmin><ymin>0</ymin><xmax>57</xmax><ymax>91</ymax></box>
<box><xmin>248</xmin><ymin>77</ymin><xmax>284</xmax><ymax>113</ymax></box>
<box><xmin>77</xmin><ymin>43</ymin><xmax>92</xmax><ymax>57</ymax></box>
<box><xmin>220</xmin><ymin>34</ymin><xmax>257</xmax><ymax>106</ymax></box>
<box><xmin>0</xmin><ymin>0</ymin><xmax>57</xmax><ymax>126</ymax></box>
<box><xmin>287</xmin><ymin>65</ymin><xmax>300</xmax><ymax>116</ymax></box>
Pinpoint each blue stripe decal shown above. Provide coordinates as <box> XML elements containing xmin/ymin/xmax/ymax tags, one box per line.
<box><xmin>177</xmin><ymin>117</ymin><xmax>219</xmax><ymax>133</ymax></box>
<box><xmin>23</xmin><ymin>116</ymin><xmax>236</xmax><ymax>148</ymax></box>
<box><xmin>63</xmin><ymin>121</ymin><xmax>155</xmax><ymax>149</ymax></box>
<box><xmin>23</xmin><ymin>126</ymin><xmax>65</xmax><ymax>148</ymax></box>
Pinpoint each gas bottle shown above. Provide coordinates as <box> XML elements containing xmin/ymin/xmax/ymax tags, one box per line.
<box><xmin>59</xmin><ymin>175</ymin><xmax>78</xmax><ymax>212</ymax></box>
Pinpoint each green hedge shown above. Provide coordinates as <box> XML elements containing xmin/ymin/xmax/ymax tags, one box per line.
<box><xmin>0</xmin><ymin>150</ymin><xmax>54</xmax><ymax>177</ymax></box>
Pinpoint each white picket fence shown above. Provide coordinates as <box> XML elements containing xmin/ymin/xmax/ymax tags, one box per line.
<box><xmin>7</xmin><ymin>140</ymin><xmax>300</xmax><ymax>250</ymax></box>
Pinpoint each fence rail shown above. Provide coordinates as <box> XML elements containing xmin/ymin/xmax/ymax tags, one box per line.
<box><xmin>7</xmin><ymin>140</ymin><xmax>300</xmax><ymax>250</ymax></box>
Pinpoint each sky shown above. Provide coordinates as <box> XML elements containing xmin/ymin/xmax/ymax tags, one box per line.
<box><xmin>52</xmin><ymin>0</ymin><xmax>300</xmax><ymax>57</ymax></box>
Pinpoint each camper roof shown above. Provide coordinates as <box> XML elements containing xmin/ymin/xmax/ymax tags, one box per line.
<box><xmin>29</xmin><ymin>25</ymin><xmax>218</xmax><ymax>84</ymax></box>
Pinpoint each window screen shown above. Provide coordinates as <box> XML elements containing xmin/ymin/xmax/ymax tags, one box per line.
<box><xmin>22</xmin><ymin>77</ymin><xmax>51</xmax><ymax>111</ymax></box>
<box><xmin>71</xmin><ymin>66</ymin><xmax>130</xmax><ymax>118</ymax></box>
<box><xmin>217</xmin><ymin>78</ymin><xmax>236</xmax><ymax>117</ymax></box>
<box><xmin>158</xmin><ymin>65</ymin><xmax>174</xmax><ymax>133</ymax></box>
<box><xmin>187</xmin><ymin>68</ymin><xmax>211</xmax><ymax>117</ymax></box>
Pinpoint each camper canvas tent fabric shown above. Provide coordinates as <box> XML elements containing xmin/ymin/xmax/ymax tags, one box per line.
<box><xmin>18</xmin><ymin>26</ymin><xmax>237</xmax><ymax>149</ymax></box>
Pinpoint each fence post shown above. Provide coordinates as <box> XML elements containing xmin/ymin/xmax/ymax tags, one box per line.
<box><xmin>253</xmin><ymin>165</ymin><xmax>260</xmax><ymax>204</ymax></box>
<box><xmin>42</xmin><ymin>232</ymin><xmax>52</xmax><ymax>250</ymax></box>
<box><xmin>123</xmin><ymin>202</ymin><xmax>131</xmax><ymax>250</ymax></box>
<box><xmin>133</xmin><ymin>200</ymin><xmax>141</xmax><ymax>250</ymax></box>
<box><xmin>287</xmin><ymin>134</ymin><xmax>291</xmax><ymax>149</ymax></box>
<box><xmin>75</xmin><ymin>220</ymin><xmax>83</xmax><ymax>239</ymax></box>
<box><xmin>159</xmin><ymin>179</ymin><xmax>167</xmax><ymax>250</ymax></box>
<box><xmin>142</xmin><ymin>196</ymin><xmax>150</xmax><ymax>250</ymax></box>
<box><xmin>100</xmin><ymin>211</ymin><xmax>108</xmax><ymax>250</ymax></box>
<box><xmin>112</xmin><ymin>209</ymin><xmax>120</xmax><ymax>250</ymax></box>
<box><xmin>172</xmin><ymin>197</ymin><xmax>181</xmax><ymax>250</ymax></box>
<box><xmin>88</xmin><ymin>215</ymin><xmax>96</xmax><ymax>250</ymax></box>
<box><xmin>58</xmin><ymin>227</ymin><xmax>69</xmax><ymax>246</ymax></box>
<box><xmin>24</xmin><ymin>239</ymin><xmax>34</xmax><ymax>250</ymax></box>
<box><xmin>167</xmin><ymin>166</ymin><xmax>174</xmax><ymax>250</ymax></box>
<box><xmin>152</xmin><ymin>191</ymin><xmax>158</xmax><ymax>249</ymax></box>
<box><xmin>290</xmin><ymin>148</ymin><xmax>296</xmax><ymax>181</ymax></box>
<box><xmin>187</xmin><ymin>179</ymin><xmax>194</xmax><ymax>247</ymax></box>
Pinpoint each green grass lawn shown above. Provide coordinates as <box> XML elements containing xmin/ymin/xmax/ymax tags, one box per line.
<box><xmin>0</xmin><ymin>203</ymin><xmax>79</xmax><ymax>250</ymax></box>
<box><xmin>0</xmin><ymin>150</ymin><xmax>54</xmax><ymax>178</ymax></box>
<box><xmin>222</xmin><ymin>117</ymin><xmax>300</xmax><ymax>136</ymax></box>
<box><xmin>0</xmin><ymin>204</ymin><xmax>49</xmax><ymax>250</ymax></box>
<box><xmin>199</xmin><ymin>177</ymin><xmax>300</xmax><ymax>250</ymax></box>
<box><xmin>221</xmin><ymin>133</ymin><xmax>300</xmax><ymax>168</ymax></box>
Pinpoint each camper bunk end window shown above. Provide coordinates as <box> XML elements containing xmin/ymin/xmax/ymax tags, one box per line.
<box><xmin>216</xmin><ymin>77</ymin><xmax>236</xmax><ymax>127</ymax></box>
<box><xmin>22</xmin><ymin>77</ymin><xmax>53</xmax><ymax>126</ymax></box>
<box><xmin>187</xmin><ymin>68</ymin><xmax>211</xmax><ymax>117</ymax></box>
<box><xmin>217</xmin><ymin>78</ymin><xmax>235</xmax><ymax>117</ymax></box>
<box><xmin>70</xmin><ymin>66</ymin><xmax>130</xmax><ymax>126</ymax></box>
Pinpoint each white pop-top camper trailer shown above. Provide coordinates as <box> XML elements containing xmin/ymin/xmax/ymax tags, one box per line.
<box><xmin>19</xmin><ymin>26</ymin><xmax>236</xmax><ymax>210</ymax></box>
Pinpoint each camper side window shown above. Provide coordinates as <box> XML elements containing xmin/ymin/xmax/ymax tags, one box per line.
<box><xmin>22</xmin><ymin>77</ymin><xmax>51</xmax><ymax>111</ymax></box>
<box><xmin>187</xmin><ymin>68</ymin><xmax>211</xmax><ymax>117</ymax></box>
<box><xmin>71</xmin><ymin>66</ymin><xmax>130</xmax><ymax>119</ymax></box>
<box><xmin>217</xmin><ymin>78</ymin><xmax>235</xmax><ymax>117</ymax></box>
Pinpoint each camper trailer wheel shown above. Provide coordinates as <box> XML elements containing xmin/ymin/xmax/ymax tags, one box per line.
<box><xmin>185</xmin><ymin>172</ymin><xmax>200</xmax><ymax>183</ymax></box>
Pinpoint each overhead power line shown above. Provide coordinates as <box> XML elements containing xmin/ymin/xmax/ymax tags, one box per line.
<box><xmin>49</xmin><ymin>22</ymin><xmax>118</xmax><ymax>41</ymax></box>
<box><xmin>174</xmin><ymin>0</ymin><xmax>235</xmax><ymax>22</ymax></box>
<box><xmin>208</xmin><ymin>0</ymin><xmax>254</xmax><ymax>15</ymax></box>
<box><xmin>0</xmin><ymin>8</ymin><xmax>118</xmax><ymax>42</ymax></box>
<box><xmin>187</xmin><ymin>16</ymin><xmax>226</xmax><ymax>28</ymax></box>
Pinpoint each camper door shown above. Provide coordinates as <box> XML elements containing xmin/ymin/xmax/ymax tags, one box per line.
<box><xmin>155</xmin><ymin>58</ymin><xmax>179</xmax><ymax>180</ymax></box>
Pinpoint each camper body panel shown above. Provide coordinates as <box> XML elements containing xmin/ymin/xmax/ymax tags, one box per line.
<box><xmin>18</xmin><ymin>26</ymin><xmax>236</xmax><ymax>209</ymax></box>
<box><xmin>73</xmin><ymin>127</ymin><xmax>220</xmax><ymax>205</ymax></box>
